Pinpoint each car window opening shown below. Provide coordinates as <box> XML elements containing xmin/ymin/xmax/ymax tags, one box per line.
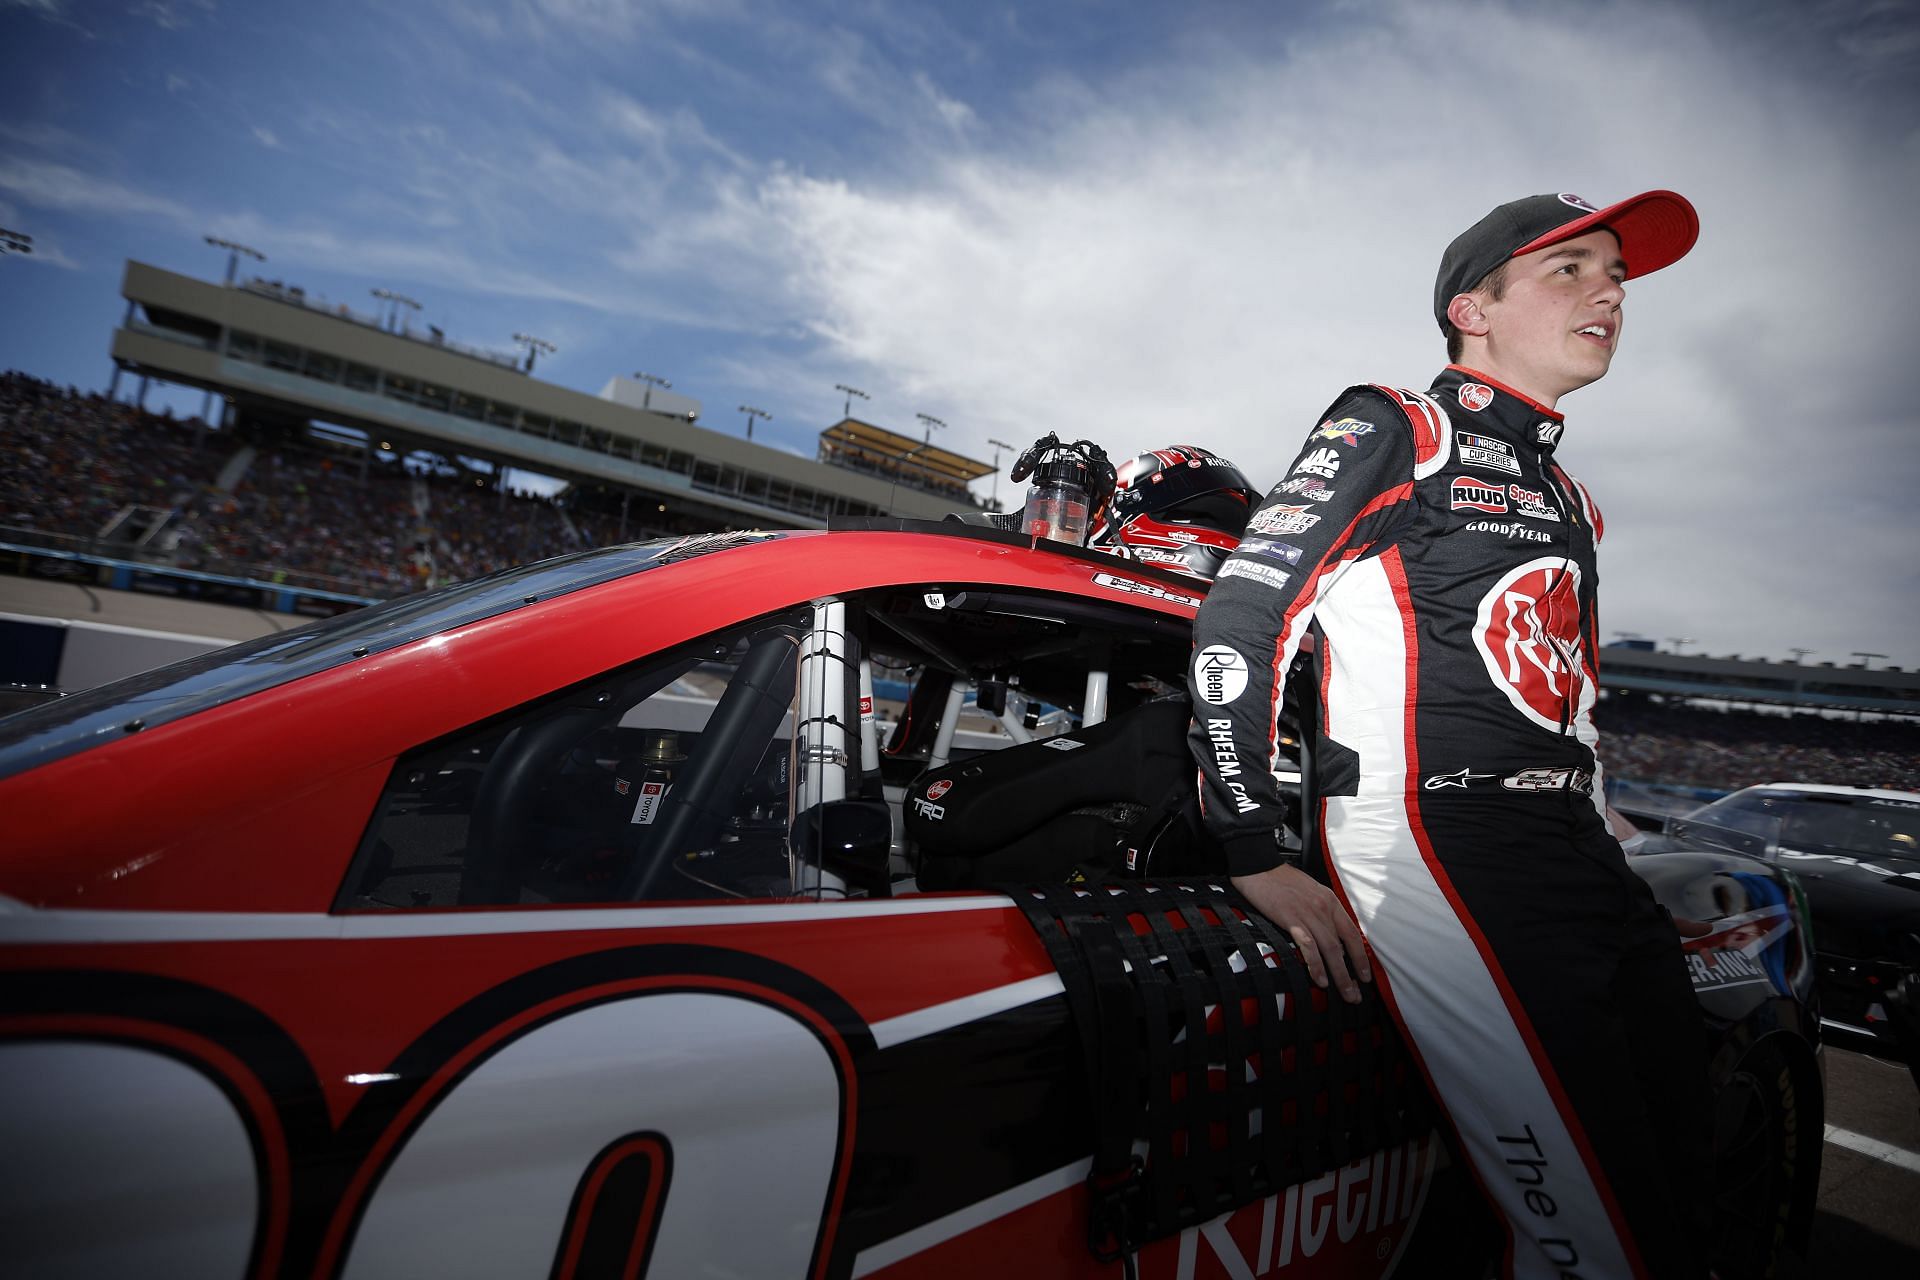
<box><xmin>338</xmin><ymin>585</ymin><xmax>1309</xmax><ymax>911</ymax></box>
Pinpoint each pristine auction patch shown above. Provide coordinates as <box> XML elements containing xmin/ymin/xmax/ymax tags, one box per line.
<box><xmin>1217</xmin><ymin>559</ymin><xmax>1292</xmax><ymax>591</ymax></box>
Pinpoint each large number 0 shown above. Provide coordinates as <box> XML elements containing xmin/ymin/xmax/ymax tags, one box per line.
<box><xmin>0</xmin><ymin>1040</ymin><xmax>260</xmax><ymax>1278</ymax></box>
<box><xmin>2</xmin><ymin>992</ymin><xmax>847</xmax><ymax>1279</ymax></box>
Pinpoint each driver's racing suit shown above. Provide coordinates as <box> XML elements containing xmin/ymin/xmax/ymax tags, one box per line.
<box><xmin>1188</xmin><ymin>366</ymin><xmax>1709</xmax><ymax>1279</ymax></box>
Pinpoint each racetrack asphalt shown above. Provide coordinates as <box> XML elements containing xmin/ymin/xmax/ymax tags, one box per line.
<box><xmin>1787</xmin><ymin>1037</ymin><xmax>1920</xmax><ymax>1277</ymax></box>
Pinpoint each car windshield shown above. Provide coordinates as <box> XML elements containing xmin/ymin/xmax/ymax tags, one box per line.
<box><xmin>1670</xmin><ymin>808</ymin><xmax>1786</xmax><ymax>860</ymax></box>
<box><xmin>0</xmin><ymin>532</ymin><xmax>789</xmax><ymax>782</ymax></box>
<box><xmin>1687</xmin><ymin>790</ymin><xmax>1920</xmax><ymax>864</ymax></box>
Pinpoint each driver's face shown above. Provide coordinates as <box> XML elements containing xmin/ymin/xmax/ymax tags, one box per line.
<box><xmin>1474</xmin><ymin>229</ymin><xmax>1627</xmax><ymax>404</ymax></box>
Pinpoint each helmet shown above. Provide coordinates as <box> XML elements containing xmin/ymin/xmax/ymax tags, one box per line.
<box><xmin>1090</xmin><ymin>445</ymin><xmax>1260</xmax><ymax>580</ymax></box>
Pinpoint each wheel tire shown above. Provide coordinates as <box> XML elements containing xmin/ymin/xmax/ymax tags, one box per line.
<box><xmin>1707</xmin><ymin>1036</ymin><xmax>1821</xmax><ymax>1279</ymax></box>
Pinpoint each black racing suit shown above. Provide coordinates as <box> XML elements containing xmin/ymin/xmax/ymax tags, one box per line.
<box><xmin>1188</xmin><ymin>366</ymin><xmax>1709</xmax><ymax>1279</ymax></box>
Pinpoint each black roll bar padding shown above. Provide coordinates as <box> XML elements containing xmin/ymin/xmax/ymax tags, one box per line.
<box><xmin>618</xmin><ymin>632</ymin><xmax>800</xmax><ymax>901</ymax></box>
<box><xmin>1294</xmin><ymin>648</ymin><xmax>1324</xmax><ymax>880</ymax></box>
<box><xmin>886</xmin><ymin>665</ymin><xmax>955</xmax><ymax>759</ymax></box>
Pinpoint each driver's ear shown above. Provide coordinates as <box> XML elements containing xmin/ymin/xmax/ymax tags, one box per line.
<box><xmin>1446</xmin><ymin>292</ymin><xmax>1490</xmax><ymax>338</ymax></box>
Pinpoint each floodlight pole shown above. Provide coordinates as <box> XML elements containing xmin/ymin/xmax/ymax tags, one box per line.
<box><xmin>0</xmin><ymin>228</ymin><xmax>33</xmax><ymax>260</ymax></box>
<box><xmin>514</xmin><ymin>333</ymin><xmax>556</xmax><ymax>374</ymax></box>
<box><xmin>836</xmin><ymin>383</ymin><xmax>869</xmax><ymax>419</ymax></box>
<box><xmin>1664</xmin><ymin>637</ymin><xmax>1696</xmax><ymax>655</ymax></box>
<box><xmin>1787</xmin><ymin>647</ymin><xmax>1813</xmax><ymax>664</ymax></box>
<box><xmin>740</xmin><ymin>405</ymin><xmax>770</xmax><ymax>440</ymax></box>
<box><xmin>371</xmin><ymin>288</ymin><xmax>418</xmax><ymax>332</ymax></box>
<box><xmin>389</xmin><ymin>293</ymin><xmax>422</xmax><ymax>335</ymax></box>
<box><xmin>1851</xmin><ymin>651</ymin><xmax>1887</xmax><ymax>670</ymax></box>
<box><xmin>633</xmin><ymin>371</ymin><xmax>671</xmax><ymax>410</ymax></box>
<box><xmin>915</xmin><ymin>413</ymin><xmax>946</xmax><ymax>444</ymax></box>
<box><xmin>987</xmin><ymin>436</ymin><xmax>1016</xmax><ymax>508</ymax></box>
<box><xmin>888</xmin><ymin>442</ymin><xmax>932</xmax><ymax>516</ymax></box>
<box><xmin>204</xmin><ymin>235</ymin><xmax>264</xmax><ymax>285</ymax></box>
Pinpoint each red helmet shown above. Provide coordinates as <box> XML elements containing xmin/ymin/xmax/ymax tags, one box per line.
<box><xmin>1089</xmin><ymin>445</ymin><xmax>1260</xmax><ymax>580</ymax></box>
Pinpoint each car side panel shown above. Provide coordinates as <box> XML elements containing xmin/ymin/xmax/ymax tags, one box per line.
<box><xmin>1</xmin><ymin>897</ymin><xmax>1440</xmax><ymax>1279</ymax></box>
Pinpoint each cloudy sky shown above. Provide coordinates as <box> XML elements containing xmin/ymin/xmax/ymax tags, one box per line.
<box><xmin>2</xmin><ymin>0</ymin><xmax>1917</xmax><ymax>668</ymax></box>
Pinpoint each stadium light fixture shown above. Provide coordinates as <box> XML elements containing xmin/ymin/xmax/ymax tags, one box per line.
<box><xmin>371</xmin><ymin>288</ymin><xmax>420</xmax><ymax>333</ymax></box>
<box><xmin>205</xmin><ymin>235</ymin><xmax>264</xmax><ymax>286</ymax></box>
<box><xmin>1665</xmin><ymin>636</ymin><xmax>1696</xmax><ymax>655</ymax></box>
<box><xmin>888</xmin><ymin>440</ymin><xmax>933</xmax><ymax>516</ymax></box>
<box><xmin>0</xmin><ymin>228</ymin><xmax>32</xmax><ymax>259</ymax></box>
<box><xmin>513</xmin><ymin>333</ymin><xmax>556</xmax><ymax>374</ymax></box>
<box><xmin>835</xmin><ymin>384</ymin><xmax>869</xmax><ymax>418</ymax></box>
<box><xmin>739</xmin><ymin>405</ymin><xmax>771</xmax><ymax>440</ymax></box>
<box><xmin>390</xmin><ymin>293</ymin><xmax>422</xmax><ymax>334</ymax></box>
<box><xmin>633</xmin><ymin>372</ymin><xmax>671</xmax><ymax>410</ymax></box>
<box><xmin>1787</xmin><ymin>647</ymin><xmax>1814</xmax><ymax>663</ymax></box>
<box><xmin>987</xmin><ymin>437</ymin><xmax>1017</xmax><ymax>509</ymax></box>
<box><xmin>915</xmin><ymin>413</ymin><xmax>947</xmax><ymax>444</ymax></box>
<box><xmin>1851</xmin><ymin>651</ymin><xmax>1887</xmax><ymax>670</ymax></box>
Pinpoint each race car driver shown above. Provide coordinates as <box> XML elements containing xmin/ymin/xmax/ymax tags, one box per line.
<box><xmin>1188</xmin><ymin>191</ymin><xmax>1710</xmax><ymax>1278</ymax></box>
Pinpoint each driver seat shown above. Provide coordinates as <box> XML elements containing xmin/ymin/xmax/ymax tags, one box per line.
<box><xmin>905</xmin><ymin>695</ymin><xmax>1210</xmax><ymax>888</ymax></box>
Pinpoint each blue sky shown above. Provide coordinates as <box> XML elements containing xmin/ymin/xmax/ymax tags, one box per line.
<box><xmin>3</xmin><ymin>0</ymin><xmax>1919</xmax><ymax>668</ymax></box>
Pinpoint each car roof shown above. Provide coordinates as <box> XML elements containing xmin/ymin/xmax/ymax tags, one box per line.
<box><xmin>0</xmin><ymin>522</ymin><xmax>1207</xmax><ymax>783</ymax></box>
<box><xmin>1738</xmin><ymin>782</ymin><xmax>1920</xmax><ymax>804</ymax></box>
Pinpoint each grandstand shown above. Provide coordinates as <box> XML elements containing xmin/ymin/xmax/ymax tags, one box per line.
<box><xmin>103</xmin><ymin>257</ymin><xmax>986</xmax><ymax>538</ymax></box>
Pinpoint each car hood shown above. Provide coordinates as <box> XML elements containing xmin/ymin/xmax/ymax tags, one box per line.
<box><xmin>1771</xmin><ymin>847</ymin><xmax>1920</xmax><ymax>957</ymax></box>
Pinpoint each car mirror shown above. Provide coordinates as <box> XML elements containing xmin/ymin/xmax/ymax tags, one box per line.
<box><xmin>792</xmin><ymin>799</ymin><xmax>893</xmax><ymax>896</ymax></box>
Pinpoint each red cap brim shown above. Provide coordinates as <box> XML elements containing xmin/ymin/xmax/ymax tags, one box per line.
<box><xmin>1511</xmin><ymin>189</ymin><xmax>1699</xmax><ymax>280</ymax></box>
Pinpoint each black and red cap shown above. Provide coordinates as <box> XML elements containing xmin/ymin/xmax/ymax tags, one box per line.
<box><xmin>1433</xmin><ymin>190</ymin><xmax>1699</xmax><ymax>330</ymax></box>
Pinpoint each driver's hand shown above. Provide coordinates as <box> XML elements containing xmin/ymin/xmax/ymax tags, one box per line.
<box><xmin>1232</xmin><ymin>864</ymin><xmax>1372</xmax><ymax>1004</ymax></box>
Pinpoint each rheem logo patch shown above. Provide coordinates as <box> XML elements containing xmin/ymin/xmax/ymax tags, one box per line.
<box><xmin>1194</xmin><ymin>645</ymin><xmax>1249</xmax><ymax>705</ymax></box>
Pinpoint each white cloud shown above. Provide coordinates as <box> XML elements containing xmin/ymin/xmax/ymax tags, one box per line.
<box><xmin>912</xmin><ymin>70</ymin><xmax>976</xmax><ymax>136</ymax></box>
<box><xmin>678</xmin><ymin>0</ymin><xmax>1918</xmax><ymax>663</ymax></box>
<box><xmin>0</xmin><ymin>156</ymin><xmax>194</xmax><ymax>222</ymax></box>
<box><xmin>250</xmin><ymin>125</ymin><xmax>282</xmax><ymax>150</ymax></box>
<box><xmin>127</xmin><ymin>0</ymin><xmax>214</xmax><ymax>31</ymax></box>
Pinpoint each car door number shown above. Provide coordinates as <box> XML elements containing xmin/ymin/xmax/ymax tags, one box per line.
<box><xmin>2</xmin><ymin>990</ymin><xmax>847</xmax><ymax>1279</ymax></box>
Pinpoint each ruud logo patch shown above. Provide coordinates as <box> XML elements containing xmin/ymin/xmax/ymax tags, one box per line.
<box><xmin>1452</xmin><ymin>477</ymin><xmax>1508</xmax><ymax>513</ymax></box>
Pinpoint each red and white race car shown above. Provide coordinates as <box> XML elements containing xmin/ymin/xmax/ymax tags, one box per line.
<box><xmin>0</xmin><ymin>521</ymin><xmax>1820</xmax><ymax>1278</ymax></box>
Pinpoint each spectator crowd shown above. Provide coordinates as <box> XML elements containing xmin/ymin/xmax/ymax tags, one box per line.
<box><xmin>1597</xmin><ymin>695</ymin><xmax>1920</xmax><ymax>794</ymax></box>
<box><xmin>0</xmin><ymin>370</ymin><xmax>672</xmax><ymax>597</ymax></box>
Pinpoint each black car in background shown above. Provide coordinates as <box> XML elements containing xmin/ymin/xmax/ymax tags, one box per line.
<box><xmin>1644</xmin><ymin>783</ymin><xmax>1920</xmax><ymax>1090</ymax></box>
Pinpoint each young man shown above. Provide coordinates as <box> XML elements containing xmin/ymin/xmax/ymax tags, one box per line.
<box><xmin>1188</xmin><ymin>191</ymin><xmax>1708</xmax><ymax>1278</ymax></box>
